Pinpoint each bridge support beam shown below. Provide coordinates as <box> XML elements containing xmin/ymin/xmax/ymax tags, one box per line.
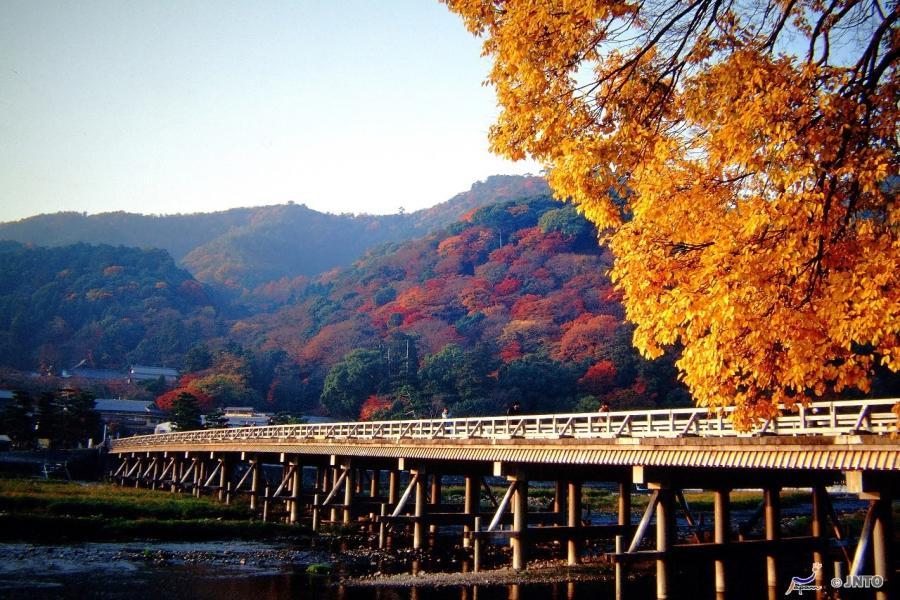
<box><xmin>370</xmin><ymin>469</ymin><xmax>380</xmax><ymax>498</ymax></box>
<box><xmin>218</xmin><ymin>458</ymin><xmax>228</xmax><ymax>502</ymax></box>
<box><xmin>567</xmin><ymin>480</ymin><xmax>582</xmax><ymax>565</ymax></box>
<box><xmin>764</xmin><ymin>486</ymin><xmax>780</xmax><ymax>597</ymax></box>
<box><xmin>872</xmin><ymin>495</ymin><xmax>892</xmax><ymax>600</ymax></box>
<box><xmin>618</xmin><ymin>472</ymin><xmax>632</xmax><ymax>530</ymax></box>
<box><xmin>343</xmin><ymin>464</ymin><xmax>354</xmax><ymax>524</ymax></box>
<box><xmin>290</xmin><ymin>458</ymin><xmax>301</xmax><ymax>524</ymax></box>
<box><xmin>249</xmin><ymin>457</ymin><xmax>259</xmax><ymax>511</ymax></box>
<box><xmin>463</xmin><ymin>475</ymin><xmax>476</xmax><ymax>548</ymax></box>
<box><xmin>413</xmin><ymin>470</ymin><xmax>427</xmax><ymax>549</ymax></box>
<box><xmin>330</xmin><ymin>468</ymin><xmax>339</xmax><ymax>522</ymax></box>
<box><xmin>170</xmin><ymin>456</ymin><xmax>179</xmax><ymax>493</ymax></box>
<box><xmin>149</xmin><ymin>457</ymin><xmax>159</xmax><ymax>490</ymax></box>
<box><xmin>388</xmin><ymin>470</ymin><xmax>399</xmax><ymax>505</ymax></box>
<box><xmin>811</xmin><ymin>484</ymin><xmax>826</xmax><ymax>591</ymax></box>
<box><xmin>192</xmin><ymin>457</ymin><xmax>202</xmax><ymax>497</ymax></box>
<box><xmin>656</xmin><ymin>487</ymin><xmax>674</xmax><ymax>600</ymax></box>
<box><xmin>511</xmin><ymin>474</ymin><xmax>528</xmax><ymax>571</ymax></box>
<box><xmin>553</xmin><ymin>480</ymin><xmax>566</xmax><ymax>515</ymax></box>
<box><xmin>714</xmin><ymin>488</ymin><xmax>730</xmax><ymax>598</ymax></box>
<box><xmin>430</xmin><ymin>474</ymin><xmax>441</xmax><ymax>535</ymax></box>
<box><xmin>846</xmin><ymin>470</ymin><xmax>894</xmax><ymax>600</ymax></box>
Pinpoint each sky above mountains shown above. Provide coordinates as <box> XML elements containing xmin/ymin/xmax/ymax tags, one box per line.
<box><xmin>0</xmin><ymin>1</ymin><xmax>541</xmax><ymax>222</ymax></box>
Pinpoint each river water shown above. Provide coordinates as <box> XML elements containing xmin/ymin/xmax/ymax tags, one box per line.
<box><xmin>0</xmin><ymin>537</ymin><xmax>835</xmax><ymax>600</ymax></box>
<box><xmin>0</xmin><ymin>540</ymin><xmax>652</xmax><ymax>600</ymax></box>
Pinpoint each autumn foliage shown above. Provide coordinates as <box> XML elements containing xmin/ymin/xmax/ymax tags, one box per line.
<box><xmin>444</xmin><ymin>0</ymin><xmax>899</xmax><ymax>427</ymax></box>
<box><xmin>232</xmin><ymin>195</ymin><xmax>691</xmax><ymax>417</ymax></box>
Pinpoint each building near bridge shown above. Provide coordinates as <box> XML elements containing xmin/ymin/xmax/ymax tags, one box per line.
<box><xmin>128</xmin><ymin>365</ymin><xmax>178</xmax><ymax>384</ymax></box>
<box><xmin>62</xmin><ymin>366</ymin><xmax>124</xmax><ymax>382</ymax></box>
<box><xmin>94</xmin><ymin>398</ymin><xmax>166</xmax><ymax>437</ymax></box>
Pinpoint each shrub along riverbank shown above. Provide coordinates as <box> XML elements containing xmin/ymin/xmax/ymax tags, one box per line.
<box><xmin>0</xmin><ymin>477</ymin><xmax>310</xmax><ymax>542</ymax></box>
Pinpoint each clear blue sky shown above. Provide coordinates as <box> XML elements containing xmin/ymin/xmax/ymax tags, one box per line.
<box><xmin>0</xmin><ymin>1</ymin><xmax>540</xmax><ymax>222</ymax></box>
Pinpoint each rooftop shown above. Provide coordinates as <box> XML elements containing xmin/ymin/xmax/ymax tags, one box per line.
<box><xmin>94</xmin><ymin>398</ymin><xmax>162</xmax><ymax>414</ymax></box>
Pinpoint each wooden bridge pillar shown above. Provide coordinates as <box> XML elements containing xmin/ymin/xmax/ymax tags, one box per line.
<box><xmin>150</xmin><ymin>456</ymin><xmax>159</xmax><ymax>490</ymax></box>
<box><xmin>330</xmin><ymin>468</ymin><xmax>339</xmax><ymax>522</ymax></box>
<box><xmin>714</xmin><ymin>488</ymin><xmax>730</xmax><ymax>598</ymax></box>
<box><xmin>133</xmin><ymin>457</ymin><xmax>142</xmax><ymax>488</ymax></box>
<box><xmin>218</xmin><ymin>458</ymin><xmax>228</xmax><ymax>502</ymax></box>
<box><xmin>430</xmin><ymin>474</ymin><xmax>442</xmax><ymax>536</ymax></box>
<box><xmin>463</xmin><ymin>475</ymin><xmax>477</xmax><ymax>548</ymax></box>
<box><xmin>354</xmin><ymin>468</ymin><xmax>364</xmax><ymax>495</ymax></box>
<box><xmin>511</xmin><ymin>475</ymin><xmax>528</xmax><ymax>571</ymax></box>
<box><xmin>170</xmin><ymin>456</ymin><xmax>179</xmax><ymax>493</ymax></box>
<box><xmin>811</xmin><ymin>484</ymin><xmax>826</xmax><ymax>591</ymax></box>
<box><xmin>618</xmin><ymin>473</ymin><xmax>632</xmax><ymax>528</ymax></box>
<box><xmin>656</xmin><ymin>487</ymin><xmax>675</xmax><ymax>600</ymax></box>
<box><xmin>553</xmin><ymin>480</ymin><xmax>566</xmax><ymax>514</ymax></box>
<box><xmin>193</xmin><ymin>456</ymin><xmax>202</xmax><ymax>497</ymax></box>
<box><xmin>764</xmin><ymin>486</ymin><xmax>780</xmax><ymax>596</ymax></box>
<box><xmin>567</xmin><ymin>480</ymin><xmax>582</xmax><ymax>565</ymax></box>
<box><xmin>370</xmin><ymin>470</ymin><xmax>380</xmax><ymax>498</ymax></box>
<box><xmin>872</xmin><ymin>494</ymin><xmax>892</xmax><ymax>600</ymax></box>
<box><xmin>249</xmin><ymin>456</ymin><xmax>259</xmax><ymax>511</ymax></box>
<box><xmin>846</xmin><ymin>471</ymin><xmax>894</xmax><ymax>600</ymax></box>
<box><xmin>413</xmin><ymin>470</ymin><xmax>427</xmax><ymax>549</ymax></box>
<box><xmin>388</xmin><ymin>470</ymin><xmax>399</xmax><ymax>505</ymax></box>
<box><xmin>343</xmin><ymin>465</ymin><xmax>355</xmax><ymax>524</ymax></box>
<box><xmin>290</xmin><ymin>458</ymin><xmax>301</xmax><ymax>524</ymax></box>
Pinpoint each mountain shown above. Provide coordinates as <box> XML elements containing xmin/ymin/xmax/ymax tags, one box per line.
<box><xmin>179</xmin><ymin>204</ymin><xmax>413</xmax><ymax>290</ymax></box>
<box><xmin>224</xmin><ymin>194</ymin><xmax>688</xmax><ymax>417</ymax></box>
<box><xmin>0</xmin><ymin>185</ymin><xmax>689</xmax><ymax>418</ymax></box>
<box><xmin>0</xmin><ymin>209</ymin><xmax>255</xmax><ymax>262</ymax></box>
<box><xmin>0</xmin><ymin>176</ymin><xmax>550</xmax><ymax>294</ymax></box>
<box><xmin>0</xmin><ymin>241</ymin><xmax>220</xmax><ymax>372</ymax></box>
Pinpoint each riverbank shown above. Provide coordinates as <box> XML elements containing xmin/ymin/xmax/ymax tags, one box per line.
<box><xmin>0</xmin><ymin>477</ymin><xmax>309</xmax><ymax>542</ymax></box>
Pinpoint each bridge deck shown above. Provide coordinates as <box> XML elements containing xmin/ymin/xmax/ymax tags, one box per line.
<box><xmin>110</xmin><ymin>399</ymin><xmax>898</xmax><ymax>471</ymax></box>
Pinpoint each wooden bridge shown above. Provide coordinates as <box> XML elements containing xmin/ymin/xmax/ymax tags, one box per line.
<box><xmin>109</xmin><ymin>398</ymin><xmax>899</xmax><ymax>599</ymax></box>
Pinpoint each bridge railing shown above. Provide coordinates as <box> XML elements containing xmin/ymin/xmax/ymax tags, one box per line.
<box><xmin>110</xmin><ymin>398</ymin><xmax>898</xmax><ymax>450</ymax></box>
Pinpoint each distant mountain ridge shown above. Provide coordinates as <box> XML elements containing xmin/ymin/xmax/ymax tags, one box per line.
<box><xmin>0</xmin><ymin>175</ymin><xmax>549</xmax><ymax>292</ymax></box>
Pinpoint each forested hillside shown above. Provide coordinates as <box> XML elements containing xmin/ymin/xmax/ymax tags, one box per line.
<box><xmin>0</xmin><ymin>242</ymin><xmax>220</xmax><ymax>372</ymax></box>
<box><xmin>0</xmin><ymin>176</ymin><xmax>691</xmax><ymax>418</ymax></box>
<box><xmin>221</xmin><ymin>195</ymin><xmax>689</xmax><ymax>418</ymax></box>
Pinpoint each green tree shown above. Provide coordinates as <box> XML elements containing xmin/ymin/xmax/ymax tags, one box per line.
<box><xmin>183</xmin><ymin>343</ymin><xmax>213</xmax><ymax>372</ymax></box>
<box><xmin>498</xmin><ymin>356</ymin><xmax>579</xmax><ymax>413</ymax></box>
<box><xmin>537</xmin><ymin>206</ymin><xmax>595</xmax><ymax>248</ymax></box>
<box><xmin>56</xmin><ymin>391</ymin><xmax>102</xmax><ymax>448</ymax></box>
<box><xmin>140</xmin><ymin>375</ymin><xmax>169</xmax><ymax>397</ymax></box>
<box><xmin>0</xmin><ymin>391</ymin><xmax>35</xmax><ymax>449</ymax></box>
<box><xmin>419</xmin><ymin>343</ymin><xmax>498</xmax><ymax>406</ymax></box>
<box><xmin>320</xmin><ymin>349</ymin><xmax>388</xmax><ymax>418</ymax></box>
<box><xmin>33</xmin><ymin>392</ymin><xmax>62</xmax><ymax>447</ymax></box>
<box><xmin>170</xmin><ymin>392</ymin><xmax>203</xmax><ymax>431</ymax></box>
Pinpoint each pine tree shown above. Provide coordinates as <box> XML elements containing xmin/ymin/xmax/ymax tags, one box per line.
<box><xmin>170</xmin><ymin>392</ymin><xmax>203</xmax><ymax>431</ymax></box>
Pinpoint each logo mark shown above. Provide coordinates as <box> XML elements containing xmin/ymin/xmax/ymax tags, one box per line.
<box><xmin>785</xmin><ymin>563</ymin><xmax>823</xmax><ymax>595</ymax></box>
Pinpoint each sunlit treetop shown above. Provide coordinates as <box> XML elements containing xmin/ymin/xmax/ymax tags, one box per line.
<box><xmin>443</xmin><ymin>0</ymin><xmax>898</xmax><ymax>428</ymax></box>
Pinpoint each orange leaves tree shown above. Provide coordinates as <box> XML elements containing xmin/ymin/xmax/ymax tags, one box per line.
<box><xmin>444</xmin><ymin>0</ymin><xmax>899</xmax><ymax>427</ymax></box>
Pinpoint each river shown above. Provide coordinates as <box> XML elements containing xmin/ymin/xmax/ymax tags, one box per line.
<box><xmin>0</xmin><ymin>540</ymin><xmax>656</xmax><ymax>600</ymax></box>
<box><xmin>0</xmin><ymin>536</ymin><xmax>838</xmax><ymax>600</ymax></box>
